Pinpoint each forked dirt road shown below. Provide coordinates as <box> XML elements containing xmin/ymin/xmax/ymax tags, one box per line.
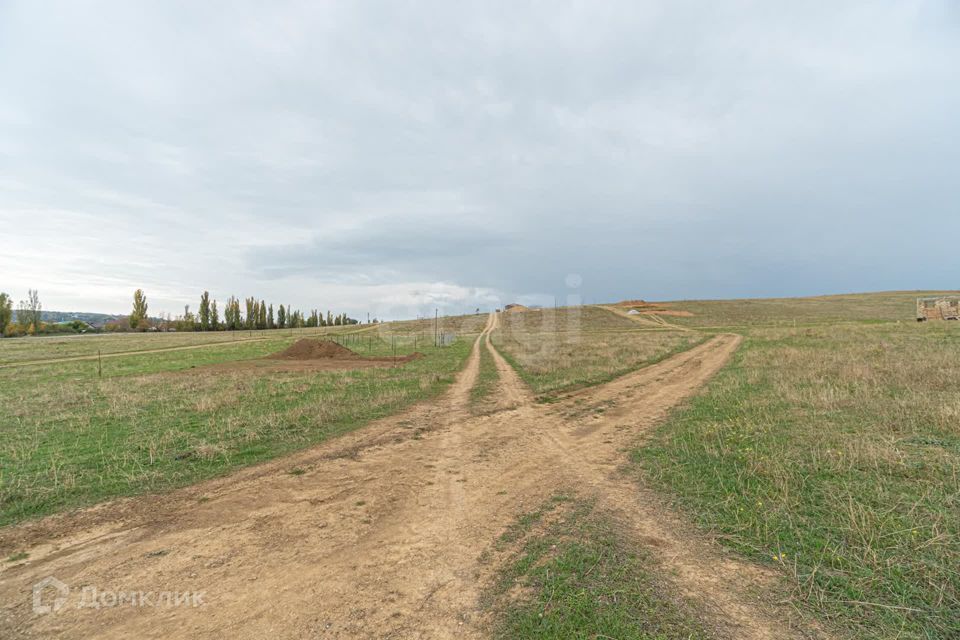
<box><xmin>1</xmin><ymin>314</ymin><xmax>814</xmax><ymax>639</ymax></box>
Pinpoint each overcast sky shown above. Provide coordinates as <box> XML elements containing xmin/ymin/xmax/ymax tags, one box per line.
<box><xmin>1</xmin><ymin>1</ymin><xmax>958</xmax><ymax>319</ymax></box>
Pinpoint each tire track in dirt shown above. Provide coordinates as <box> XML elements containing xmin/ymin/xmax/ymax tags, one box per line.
<box><xmin>483</xmin><ymin>311</ymin><xmax>533</xmax><ymax>411</ymax></box>
<box><xmin>599</xmin><ymin>303</ymin><xmax>695</xmax><ymax>332</ymax></box>
<box><xmin>0</xmin><ymin>322</ymin><xmax>820</xmax><ymax>640</ymax></box>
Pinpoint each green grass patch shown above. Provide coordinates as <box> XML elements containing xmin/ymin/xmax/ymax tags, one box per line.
<box><xmin>469</xmin><ymin>337</ymin><xmax>500</xmax><ymax>413</ymax></box>
<box><xmin>0</xmin><ymin>334</ymin><xmax>474</xmax><ymax>526</ymax></box>
<box><xmin>635</xmin><ymin>322</ymin><xmax>960</xmax><ymax>639</ymax></box>
<box><xmin>486</xmin><ymin>495</ymin><xmax>711</xmax><ymax>639</ymax></box>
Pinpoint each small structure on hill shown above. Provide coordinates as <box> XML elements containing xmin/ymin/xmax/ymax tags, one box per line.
<box><xmin>917</xmin><ymin>296</ymin><xmax>960</xmax><ymax>321</ymax></box>
<box><xmin>504</xmin><ymin>303</ymin><xmax>529</xmax><ymax>312</ymax></box>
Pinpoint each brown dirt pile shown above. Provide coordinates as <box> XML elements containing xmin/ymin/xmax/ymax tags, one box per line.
<box><xmin>616</xmin><ymin>300</ymin><xmax>695</xmax><ymax>317</ymax></box>
<box><xmin>267</xmin><ymin>339</ymin><xmax>359</xmax><ymax>360</ymax></box>
<box><xmin>504</xmin><ymin>304</ymin><xmax>530</xmax><ymax>313</ymax></box>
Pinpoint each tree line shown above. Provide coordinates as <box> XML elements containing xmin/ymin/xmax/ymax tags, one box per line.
<box><xmin>0</xmin><ymin>288</ymin><xmax>362</xmax><ymax>337</ymax></box>
<box><xmin>122</xmin><ymin>289</ymin><xmax>359</xmax><ymax>332</ymax></box>
<box><xmin>0</xmin><ymin>289</ymin><xmax>45</xmax><ymax>337</ymax></box>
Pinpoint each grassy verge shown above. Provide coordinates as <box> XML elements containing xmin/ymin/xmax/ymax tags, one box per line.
<box><xmin>0</xmin><ymin>335</ymin><xmax>474</xmax><ymax>526</ymax></box>
<box><xmin>470</xmin><ymin>336</ymin><xmax>499</xmax><ymax>414</ymax></box>
<box><xmin>492</xmin><ymin>306</ymin><xmax>702</xmax><ymax>398</ymax></box>
<box><xmin>484</xmin><ymin>495</ymin><xmax>712</xmax><ymax>639</ymax></box>
<box><xmin>634</xmin><ymin>322</ymin><xmax>960</xmax><ymax>638</ymax></box>
<box><xmin>0</xmin><ymin>325</ymin><xmax>371</xmax><ymax>364</ymax></box>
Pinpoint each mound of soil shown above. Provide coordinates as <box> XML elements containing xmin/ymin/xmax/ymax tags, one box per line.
<box><xmin>616</xmin><ymin>299</ymin><xmax>695</xmax><ymax>317</ymax></box>
<box><xmin>267</xmin><ymin>339</ymin><xmax>360</xmax><ymax>360</ymax></box>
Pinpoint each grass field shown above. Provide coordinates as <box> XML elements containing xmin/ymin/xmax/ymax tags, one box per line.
<box><xmin>374</xmin><ymin>312</ymin><xmax>489</xmax><ymax>338</ymax></box>
<box><xmin>492</xmin><ymin>306</ymin><xmax>701</xmax><ymax>398</ymax></box>
<box><xmin>0</xmin><ymin>324</ymin><xmax>369</xmax><ymax>365</ymax></box>
<box><xmin>664</xmin><ymin>290</ymin><xmax>960</xmax><ymax>329</ymax></box>
<box><xmin>4</xmin><ymin>293</ymin><xmax>958</xmax><ymax>639</ymax></box>
<box><xmin>0</xmin><ymin>328</ymin><xmax>474</xmax><ymax>526</ymax></box>
<box><xmin>484</xmin><ymin>494</ymin><xmax>710</xmax><ymax>639</ymax></box>
<box><xmin>636</xmin><ymin>309</ymin><xmax>960</xmax><ymax>637</ymax></box>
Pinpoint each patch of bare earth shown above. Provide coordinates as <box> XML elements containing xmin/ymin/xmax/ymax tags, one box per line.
<box><xmin>199</xmin><ymin>338</ymin><xmax>423</xmax><ymax>373</ymax></box>
<box><xmin>0</xmin><ymin>316</ymin><xmax>822</xmax><ymax>639</ymax></box>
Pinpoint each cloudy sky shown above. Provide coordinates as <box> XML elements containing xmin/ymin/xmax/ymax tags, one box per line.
<box><xmin>1</xmin><ymin>1</ymin><xmax>958</xmax><ymax>319</ymax></box>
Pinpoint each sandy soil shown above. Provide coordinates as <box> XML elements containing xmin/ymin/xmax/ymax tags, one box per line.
<box><xmin>0</xmin><ymin>314</ymin><xmax>821</xmax><ymax>639</ymax></box>
<box><xmin>601</xmin><ymin>304</ymin><xmax>696</xmax><ymax>331</ymax></box>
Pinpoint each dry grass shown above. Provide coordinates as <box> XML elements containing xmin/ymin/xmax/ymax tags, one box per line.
<box><xmin>664</xmin><ymin>290</ymin><xmax>960</xmax><ymax>329</ymax></box>
<box><xmin>373</xmin><ymin>312</ymin><xmax>488</xmax><ymax>338</ymax></box>
<box><xmin>0</xmin><ymin>324</ymin><xmax>368</xmax><ymax>365</ymax></box>
<box><xmin>637</xmin><ymin>321</ymin><xmax>960</xmax><ymax>638</ymax></box>
<box><xmin>0</xmin><ymin>332</ymin><xmax>472</xmax><ymax>525</ymax></box>
<box><xmin>492</xmin><ymin>306</ymin><xmax>701</xmax><ymax>397</ymax></box>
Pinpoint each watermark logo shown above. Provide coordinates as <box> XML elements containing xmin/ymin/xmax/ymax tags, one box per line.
<box><xmin>31</xmin><ymin>576</ymin><xmax>205</xmax><ymax>615</ymax></box>
<box><xmin>32</xmin><ymin>576</ymin><xmax>69</xmax><ymax>614</ymax></box>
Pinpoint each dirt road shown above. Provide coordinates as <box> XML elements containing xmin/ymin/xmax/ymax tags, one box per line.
<box><xmin>0</xmin><ymin>315</ymin><xmax>812</xmax><ymax>639</ymax></box>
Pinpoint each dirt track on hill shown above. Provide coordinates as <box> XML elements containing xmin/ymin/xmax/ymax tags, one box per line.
<box><xmin>0</xmin><ymin>315</ymin><xmax>818</xmax><ymax>639</ymax></box>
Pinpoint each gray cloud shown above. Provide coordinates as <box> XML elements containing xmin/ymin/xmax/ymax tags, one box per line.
<box><xmin>1</xmin><ymin>1</ymin><xmax>958</xmax><ymax>318</ymax></box>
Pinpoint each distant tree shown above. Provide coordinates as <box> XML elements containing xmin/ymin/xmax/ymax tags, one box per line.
<box><xmin>179</xmin><ymin>304</ymin><xmax>197</xmax><ymax>331</ymax></box>
<box><xmin>277</xmin><ymin>304</ymin><xmax>286</xmax><ymax>329</ymax></box>
<box><xmin>211</xmin><ymin>300</ymin><xmax>220</xmax><ymax>331</ymax></box>
<box><xmin>234</xmin><ymin>298</ymin><xmax>242</xmax><ymax>329</ymax></box>
<box><xmin>0</xmin><ymin>292</ymin><xmax>12</xmax><ymax>336</ymax></box>
<box><xmin>223</xmin><ymin>296</ymin><xmax>235</xmax><ymax>330</ymax></box>
<box><xmin>257</xmin><ymin>300</ymin><xmax>267</xmax><ymax>330</ymax></box>
<box><xmin>30</xmin><ymin>290</ymin><xmax>42</xmax><ymax>328</ymax></box>
<box><xmin>326</xmin><ymin>310</ymin><xmax>333</xmax><ymax>326</ymax></box>
<box><xmin>199</xmin><ymin>291</ymin><xmax>211</xmax><ymax>331</ymax></box>
<box><xmin>225</xmin><ymin>296</ymin><xmax>241</xmax><ymax>330</ymax></box>
<box><xmin>128</xmin><ymin>289</ymin><xmax>147</xmax><ymax>330</ymax></box>
<box><xmin>244</xmin><ymin>297</ymin><xmax>257</xmax><ymax>330</ymax></box>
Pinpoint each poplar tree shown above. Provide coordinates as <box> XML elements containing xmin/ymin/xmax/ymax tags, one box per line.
<box><xmin>245</xmin><ymin>297</ymin><xmax>256</xmax><ymax>329</ymax></box>
<box><xmin>277</xmin><ymin>304</ymin><xmax>286</xmax><ymax>329</ymax></box>
<box><xmin>130</xmin><ymin>289</ymin><xmax>147</xmax><ymax>329</ymax></box>
<box><xmin>224</xmin><ymin>296</ymin><xmax>234</xmax><ymax>329</ymax></box>
<box><xmin>268</xmin><ymin>304</ymin><xmax>275</xmax><ymax>329</ymax></box>
<box><xmin>0</xmin><ymin>293</ymin><xmax>12</xmax><ymax>335</ymax></box>
<box><xmin>199</xmin><ymin>291</ymin><xmax>211</xmax><ymax>331</ymax></box>
<box><xmin>211</xmin><ymin>299</ymin><xmax>220</xmax><ymax>330</ymax></box>
<box><xmin>233</xmin><ymin>297</ymin><xmax>241</xmax><ymax>329</ymax></box>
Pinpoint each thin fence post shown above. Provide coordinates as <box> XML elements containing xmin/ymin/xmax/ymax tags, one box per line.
<box><xmin>97</xmin><ymin>350</ymin><xmax>102</xmax><ymax>378</ymax></box>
